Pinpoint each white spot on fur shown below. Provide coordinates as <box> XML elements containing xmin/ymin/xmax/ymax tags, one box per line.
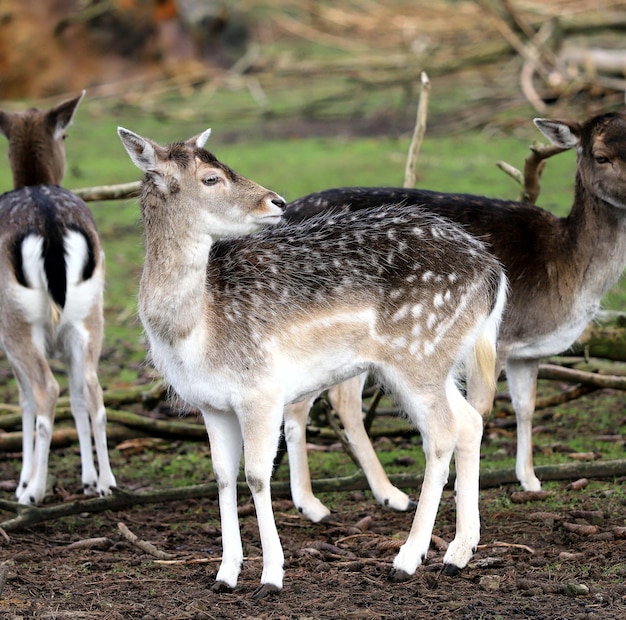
<box><xmin>392</xmin><ymin>305</ymin><xmax>409</xmax><ymax>322</ymax></box>
<box><xmin>391</xmin><ymin>336</ymin><xmax>407</xmax><ymax>348</ymax></box>
<box><xmin>427</xmin><ymin>313</ymin><xmax>437</xmax><ymax>330</ymax></box>
<box><xmin>411</xmin><ymin>304</ymin><xmax>423</xmax><ymax>318</ymax></box>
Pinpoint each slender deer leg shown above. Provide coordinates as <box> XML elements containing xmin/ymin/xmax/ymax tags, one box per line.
<box><xmin>284</xmin><ymin>393</ymin><xmax>332</xmax><ymax>522</ymax></box>
<box><xmin>10</xmin><ymin>347</ymin><xmax>59</xmax><ymax>505</ymax></box>
<box><xmin>391</xmin><ymin>385</ymin><xmax>458</xmax><ymax>580</ymax></box>
<box><xmin>65</xmin><ymin>338</ymin><xmax>99</xmax><ymax>494</ymax></box>
<box><xmin>241</xmin><ymin>401</ymin><xmax>285</xmax><ymax>598</ymax></box>
<box><xmin>506</xmin><ymin>358</ymin><xmax>541</xmax><ymax>492</ymax></box>
<box><xmin>15</xmin><ymin>379</ymin><xmax>36</xmax><ymax>499</ymax></box>
<box><xmin>444</xmin><ymin>383</ymin><xmax>483</xmax><ymax>573</ymax></box>
<box><xmin>85</xmin><ymin>375</ymin><xmax>116</xmax><ymax>496</ymax></box>
<box><xmin>328</xmin><ymin>373</ymin><xmax>413</xmax><ymax>511</ymax></box>
<box><xmin>202</xmin><ymin>410</ymin><xmax>244</xmax><ymax>592</ymax></box>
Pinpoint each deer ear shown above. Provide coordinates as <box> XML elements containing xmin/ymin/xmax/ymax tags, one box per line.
<box><xmin>118</xmin><ymin>127</ymin><xmax>159</xmax><ymax>172</ymax></box>
<box><xmin>186</xmin><ymin>128</ymin><xmax>212</xmax><ymax>149</ymax></box>
<box><xmin>48</xmin><ymin>90</ymin><xmax>85</xmax><ymax>140</ymax></box>
<box><xmin>534</xmin><ymin>119</ymin><xmax>581</xmax><ymax>149</ymax></box>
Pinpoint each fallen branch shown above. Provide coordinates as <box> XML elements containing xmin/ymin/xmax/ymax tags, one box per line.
<box><xmin>0</xmin><ymin>380</ymin><xmax>166</xmax><ymax>431</ymax></box>
<box><xmin>72</xmin><ymin>181</ymin><xmax>141</xmax><ymax>202</ymax></box>
<box><xmin>538</xmin><ymin>363</ymin><xmax>626</xmax><ymax>390</ymax></box>
<box><xmin>2</xmin><ymin>459</ymin><xmax>625</xmax><ymax>532</ymax></box>
<box><xmin>494</xmin><ymin>383</ymin><xmax>599</xmax><ymax>414</ymax></box>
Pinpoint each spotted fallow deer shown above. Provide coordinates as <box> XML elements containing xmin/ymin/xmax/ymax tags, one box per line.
<box><xmin>280</xmin><ymin>110</ymin><xmax>626</xmax><ymax>523</ymax></box>
<box><xmin>117</xmin><ymin>126</ymin><xmax>507</xmax><ymax>596</ymax></box>
<box><xmin>0</xmin><ymin>92</ymin><xmax>116</xmax><ymax>504</ymax></box>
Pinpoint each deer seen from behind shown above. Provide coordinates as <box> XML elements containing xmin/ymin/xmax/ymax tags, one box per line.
<box><xmin>280</xmin><ymin>110</ymin><xmax>626</xmax><ymax>523</ymax></box>
<box><xmin>118</xmin><ymin>126</ymin><xmax>507</xmax><ymax>597</ymax></box>
<box><xmin>0</xmin><ymin>92</ymin><xmax>116</xmax><ymax>505</ymax></box>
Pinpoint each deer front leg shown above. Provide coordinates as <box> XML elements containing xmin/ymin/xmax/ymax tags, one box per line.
<box><xmin>284</xmin><ymin>393</ymin><xmax>332</xmax><ymax>522</ymax></box>
<box><xmin>328</xmin><ymin>374</ymin><xmax>413</xmax><ymax>512</ymax></box>
<box><xmin>506</xmin><ymin>358</ymin><xmax>541</xmax><ymax>492</ymax></box>
<box><xmin>201</xmin><ymin>410</ymin><xmax>244</xmax><ymax>592</ymax></box>
<box><xmin>241</xmin><ymin>401</ymin><xmax>285</xmax><ymax>598</ymax></box>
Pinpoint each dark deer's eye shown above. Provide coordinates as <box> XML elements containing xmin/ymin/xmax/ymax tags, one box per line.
<box><xmin>202</xmin><ymin>175</ymin><xmax>220</xmax><ymax>186</ymax></box>
<box><xmin>595</xmin><ymin>156</ymin><xmax>610</xmax><ymax>164</ymax></box>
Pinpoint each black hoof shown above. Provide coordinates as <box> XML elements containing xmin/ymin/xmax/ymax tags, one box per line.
<box><xmin>252</xmin><ymin>583</ymin><xmax>281</xmax><ymax>599</ymax></box>
<box><xmin>443</xmin><ymin>563</ymin><xmax>461</xmax><ymax>577</ymax></box>
<box><xmin>211</xmin><ymin>580</ymin><xmax>233</xmax><ymax>594</ymax></box>
<box><xmin>389</xmin><ymin>568</ymin><xmax>412</xmax><ymax>583</ymax></box>
<box><xmin>406</xmin><ymin>499</ymin><xmax>417</xmax><ymax>511</ymax></box>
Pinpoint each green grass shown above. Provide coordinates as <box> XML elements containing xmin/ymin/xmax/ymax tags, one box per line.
<box><xmin>0</xmin><ymin>91</ymin><xmax>624</xmax><ymax>500</ymax></box>
<box><xmin>0</xmin><ymin>95</ymin><xmax>623</xmax><ymax>378</ymax></box>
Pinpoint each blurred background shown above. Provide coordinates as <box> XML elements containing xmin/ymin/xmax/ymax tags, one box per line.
<box><xmin>1</xmin><ymin>0</ymin><xmax>625</xmax><ymax>139</ymax></box>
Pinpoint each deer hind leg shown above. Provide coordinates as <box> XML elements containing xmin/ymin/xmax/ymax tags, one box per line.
<box><xmin>390</xmin><ymin>376</ymin><xmax>478</xmax><ymax>580</ymax></box>
<box><xmin>10</xmin><ymin>346</ymin><xmax>59</xmax><ymax>505</ymax></box>
<box><xmin>240</xmin><ymin>399</ymin><xmax>285</xmax><ymax>598</ymax></box>
<box><xmin>466</xmin><ymin>357</ymin><xmax>504</xmax><ymax>422</ymax></box>
<box><xmin>505</xmin><ymin>358</ymin><xmax>541</xmax><ymax>491</ymax></box>
<box><xmin>201</xmin><ymin>409</ymin><xmax>245</xmax><ymax>592</ymax></box>
<box><xmin>284</xmin><ymin>392</ymin><xmax>332</xmax><ymax>523</ymax></box>
<box><xmin>443</xmin><ymin>382</ymin><xmax>483</xmax><ymax>573</ymax></box>
<box><xmin>328</xmin><ymin>373</ymin><xmax>413</xmax><ymax>512</ymax></box>
<box><xmin>64</xmin><ymin>325</ymin><xmax>115</xmax><ymax>496</ymax></box>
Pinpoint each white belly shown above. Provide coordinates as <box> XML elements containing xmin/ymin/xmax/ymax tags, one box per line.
<box><xmin>508</xmin><ymin>302</ymin><xmax>599</xmax><ymax>360</ymax></box>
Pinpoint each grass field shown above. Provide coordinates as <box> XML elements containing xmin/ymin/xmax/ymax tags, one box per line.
<box><xmin>0</xmin><ymin>92</ymin><xmax>623</xmax><ymax>359</ymax></box>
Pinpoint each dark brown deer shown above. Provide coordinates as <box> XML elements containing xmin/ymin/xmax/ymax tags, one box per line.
<box><xmin>0</xmin><ymin>92</ymin><xmax>116</xmax><ymax>504</ymax></box>
<box><xmin>117</xmin><ymin>126</ymin><xmax>507</xmax><ymax>596</ymax></box>
<box><xmin>280</xmin><ymin>111</ymin><xmax>626</xmax><ymax>522</ymax></box>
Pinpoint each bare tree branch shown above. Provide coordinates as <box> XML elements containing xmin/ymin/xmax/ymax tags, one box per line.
<box><xmin>403</xmin><ymin>72</ymin><xmax>431</xmax><ymax>188</ymax></box>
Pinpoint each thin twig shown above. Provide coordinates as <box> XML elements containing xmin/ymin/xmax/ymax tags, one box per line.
<box><xmin>65</xmin><ymin>537</ymin><xmax>113</xmax><ymax>551</ymax></box>
<box><xmin>117</xmin><ymin>522</ymin><xmax>176</xmax><ymax>560</ymax></box>
<box><xmin>478</xmin><ymin>541</ymin><xmax>535</xmax><ymax>554</ymax></box>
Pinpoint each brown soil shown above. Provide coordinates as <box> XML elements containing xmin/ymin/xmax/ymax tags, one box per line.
<box><xmin>1</xmin><ymin>443</ymin><xmax>625</xmax><ymax>619</ymax></box>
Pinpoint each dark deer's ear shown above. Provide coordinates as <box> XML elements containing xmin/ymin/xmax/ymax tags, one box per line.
<box><xmin>47</xmin><ymin>90</ymin><xmax>85</xmax><ymax>139</ymax></box>
<box><xmin>534</xmin><ymin>119</ymin><xmax>581</xmax><ymax>149</ymax></box>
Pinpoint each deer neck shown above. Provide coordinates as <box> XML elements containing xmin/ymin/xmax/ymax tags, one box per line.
<box><xmin>563</xmin><ymin>179</ymin><xmax>626</xmax><ymax>297</ymax></box>
<box><xmin>139</xmin><ymin>189</ymin><xmax>213</xmax><ymax>346</ymax></box>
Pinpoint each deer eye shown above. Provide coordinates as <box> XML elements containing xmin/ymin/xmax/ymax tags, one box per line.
<box><xmin>595</xmin><ymin>156</ymin><xmax>610</xmax><ymax>164</ymax></box>
<box><xmin>202</xmin><ymin>174</ymin><xmax>220</xmax><ymax>186</ymax></box>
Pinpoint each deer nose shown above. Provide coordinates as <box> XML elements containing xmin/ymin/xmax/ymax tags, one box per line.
<box><xmin>272</xmin><ymin>196</ymin><xmax>286</xmax><ymax>211</ymax></box>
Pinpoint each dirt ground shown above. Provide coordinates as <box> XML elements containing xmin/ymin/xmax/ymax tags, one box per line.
<box><xmin>1</xmin><ymin>424</ymin><xmax>625</xmax><ymax>620</ymax></box>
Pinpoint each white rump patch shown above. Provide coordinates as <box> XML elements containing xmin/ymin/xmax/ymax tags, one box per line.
<box><xmin>20</xmin><ymin>235</ymin><xmax>46</xmax><ymax>289</ymax></box>
<box><xmin>65</xmin><ymin>230</ymin><xmax>90</xmax><ymax>285</ymax></box>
